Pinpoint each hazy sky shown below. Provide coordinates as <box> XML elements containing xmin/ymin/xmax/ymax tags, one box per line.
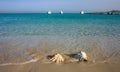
<box><xmin>0</xmin><ymin>0</ymin><xmax>120</xmax><ymax>13</ymax></box>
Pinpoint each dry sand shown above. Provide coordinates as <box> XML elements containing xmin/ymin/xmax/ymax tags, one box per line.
<box><xmin>0</xmin><ymin>61</ymin><xmax>120</xmax><ymax>72</ymax></box>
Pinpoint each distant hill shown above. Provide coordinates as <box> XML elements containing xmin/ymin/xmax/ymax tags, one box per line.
<box><xmin>91</xmin><ymin>10</ymin><xmax>120</xmax><ymax>14</ymax></box>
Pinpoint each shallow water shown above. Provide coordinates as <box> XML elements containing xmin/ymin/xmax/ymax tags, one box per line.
<box><xmin>0</xmin><ymin>36</ymin><xmax>120</xmax><ymax>64</ymax></box>
<box><xmin>0</xmin><ymin>14</ymin><xmax>120</xmax><ymax>64</ymax></box>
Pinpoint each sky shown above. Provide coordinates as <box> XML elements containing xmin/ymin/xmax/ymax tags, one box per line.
<box><xmin>0</xmin><ymin>0</ymin><xmax>120</xmax><ymax>13</ymax></box>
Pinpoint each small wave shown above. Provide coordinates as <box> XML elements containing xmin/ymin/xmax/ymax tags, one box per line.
<box><xmin>0</xmin><ymin>49</ymin><xmax>41</xmax><ymax>66</ymax></box>
<box><xmin>0</xmin><ymin>58</ymin><xmax>39</xmax><ymax>66</ymax></box>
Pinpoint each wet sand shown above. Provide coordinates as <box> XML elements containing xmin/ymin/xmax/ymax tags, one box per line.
<box><xmin>0</xmin><ymin>36</ymin><xmax>120</xmax><ymax>72</ymax></box>
<box><xmin>31</xmin><ymin>62</ymin><xmax>120</xmax><ymax>72</ymax></box>
<box><xmin>0</xmin><ymin>48</ymin><xmax>120</xmax><ymax>72</ymax></box>
<box><xmin>0</xmin><ymin>62</ymin><xmax>120</xmax><ymax>72</ymax></box>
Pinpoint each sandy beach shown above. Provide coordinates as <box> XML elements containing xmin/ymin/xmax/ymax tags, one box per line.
<box><xmin>0</xmin><ymin>61</ymin><xmax>120</xmax><ymax>72</ymax></box>
<box><xmin>0</xmin><ymin>14</ymin><xmax>120</xmax><ymax>72</ymax></box>
<box><xmin>0</xmin><ymin>36</ymin><xmax>120</xmax><ymax>72</ymax></box>
<box><xmin>29</xmin><ymin>62</ymin><xmax>120</xmax><ymax>72</ymax></box>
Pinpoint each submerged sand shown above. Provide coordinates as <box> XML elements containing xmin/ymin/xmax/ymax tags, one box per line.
<box><xmin>0</xmin><ymin>36</ymin><xmax>120</xmax><ymax>72</ymax></box>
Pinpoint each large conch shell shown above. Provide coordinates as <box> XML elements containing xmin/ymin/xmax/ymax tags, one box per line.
<box><xmin>69</xmin><ymin>51</ymin><xmax>88</xmax><ymax>62</ymax></box>
<box><xmin>48</xmin><ymin>53</ymin><xmax>65</xmax><ymax>64</ymax></box>
<box><xmin>74</xmin><ymin>51</ymin><xmax>88</xmax><ymax>61</ymax></box>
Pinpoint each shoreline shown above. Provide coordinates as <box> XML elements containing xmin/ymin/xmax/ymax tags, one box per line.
<box><xmin>0</xmin><ymin>60</ymin><xmax>120</xmax><ymax>72</ymax></box>
<box><xmin>0</xmin><ymin>35</ymin><xmax>120</xmax><ymax>72</ymax></box>
<box><xmin>0</xmin><ymin>35</ymin><xmax>120</xmax><ymax>64</ymax></box>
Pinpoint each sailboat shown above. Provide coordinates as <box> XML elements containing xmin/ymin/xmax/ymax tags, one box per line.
<box><xmin>60</xmin><ymin>10</ymin><xmax>64</xmax><ymax>14</ymax></box>
<box><xmin>80</xmin><ymin>11</ymin><xmax>84</xmax><ymax>14</ymax></box>
<box><xmin>48</xmin><ymin>10</ymin><xmax>52</xmax><ymax>14</ymax></box>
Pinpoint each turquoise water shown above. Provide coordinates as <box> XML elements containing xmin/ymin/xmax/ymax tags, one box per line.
<box><xmin>0</xmin><ymin>13</ymin><xmax>120</xmax><ymax>64</ymax></box>
<box><xmin>0</xmin><ymin>14</ymin><xmax>120</xmax><ymax>36</ymax></box>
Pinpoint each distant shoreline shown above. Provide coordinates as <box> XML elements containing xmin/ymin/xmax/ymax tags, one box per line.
<box><xmin>0</xmin><ymin>10</ymin><xmax>120</xmax><ymax>14</ymax></box>
<box><xmin>89</xmin><ymin>10</ymin><xmax>120</xmax><ymax>14</ymax></box>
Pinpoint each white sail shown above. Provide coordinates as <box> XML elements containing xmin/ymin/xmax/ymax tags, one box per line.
<box><xmin>60</xmin><ymin>10</ymin><xmax>63</xmax><ymax>14</ymax></box>
<box><xmin>48</xmin><ymin>10</ymin><xmax>52</xmax><ymax>14</ymax></box>
<box><xmin>81</xmin><ymin>11</ymin><xmax>84</xmax><ymax>14</ymax></box>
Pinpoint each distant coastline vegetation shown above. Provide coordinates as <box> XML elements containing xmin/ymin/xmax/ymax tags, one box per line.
<box><xmin>89</xmin><ymin>10</ymin><xmax>120</xmax><ymax>14</ymax></box>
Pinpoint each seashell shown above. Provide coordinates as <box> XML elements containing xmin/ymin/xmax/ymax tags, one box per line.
<box><xmin>69</xmin><ymin>51</ymin><xmax>88</xmax><ymax>62</ymax></box>
<box><xmin>74</xmin><ymin>51</ymin><xmax>88</xmax><ymax>61</ymax></box>
<box><xmin>48</xmin><ymin>53</ymin><xmax>64</xmax><ymax>64</ymax></box>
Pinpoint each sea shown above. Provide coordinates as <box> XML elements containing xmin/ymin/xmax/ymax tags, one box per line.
<box><xmin>0</xmin><ymin>13</ymin><xmax>120</xmax><ymax>64</ymax></box>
